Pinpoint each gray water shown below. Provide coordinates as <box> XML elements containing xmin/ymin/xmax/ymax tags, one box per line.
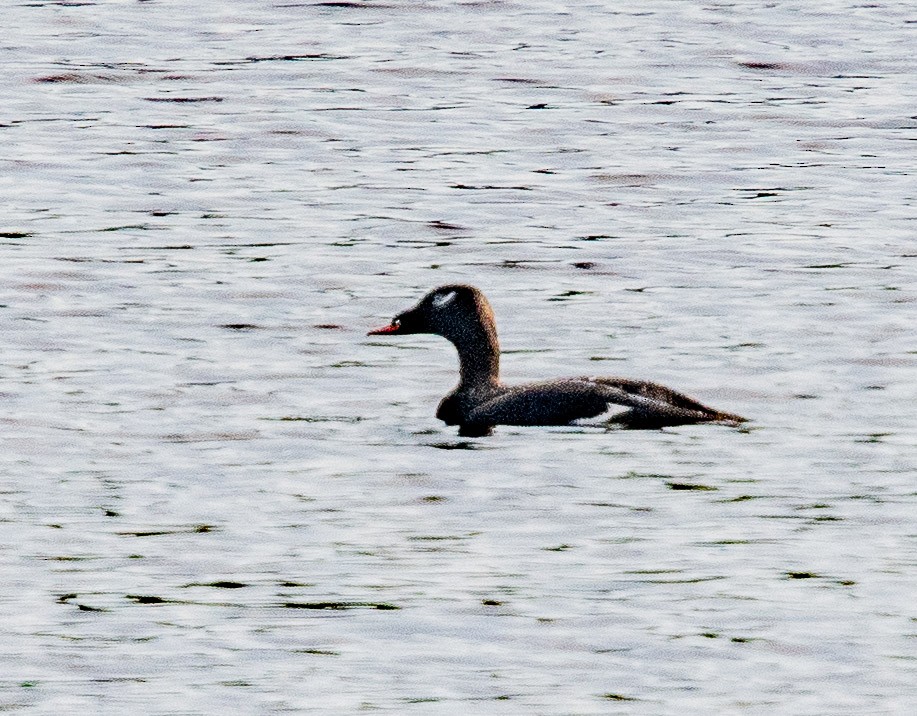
<box><xmin>2</xmin><ymin>1</ymin><xmax>915</xmax><ymax>713</ymax></box>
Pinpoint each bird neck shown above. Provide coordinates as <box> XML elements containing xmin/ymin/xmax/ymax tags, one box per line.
<box><xmin>452</xmin><ymin>321</ymin><xmax>500</xmax><ymax>389</ymax></box>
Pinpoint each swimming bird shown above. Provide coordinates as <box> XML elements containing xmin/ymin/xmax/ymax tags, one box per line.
<box><xmin>368</xmin><ymin>284</ymin><xmax>746</xmax><ymax>437</ymax></box>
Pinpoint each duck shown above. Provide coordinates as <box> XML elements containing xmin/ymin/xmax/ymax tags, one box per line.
<box><xmin>368</xmin><ymin>284</ymin><xmax>746</xmax><ymax>437</ymax></box>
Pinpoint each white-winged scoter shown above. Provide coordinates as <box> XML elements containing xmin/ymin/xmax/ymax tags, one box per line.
<box><xmin>368</xmin><ymin>284</ymin><xmax>746</xmax><ymax>437</ymax></box>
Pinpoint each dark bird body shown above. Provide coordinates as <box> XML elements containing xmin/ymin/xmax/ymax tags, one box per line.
<box><xmin>368</xmin><ymin>285</ymin><xmax>746</xmax><ymax>437</ymax></box>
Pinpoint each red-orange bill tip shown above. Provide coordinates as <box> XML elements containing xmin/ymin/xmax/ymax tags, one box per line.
<box><xmin>367</xmin><ymin>323</ymin><xmax>401</xmax><ymax>336</ymax></box>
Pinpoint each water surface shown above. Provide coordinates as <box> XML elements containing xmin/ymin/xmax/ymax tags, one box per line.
<box><xmin>1</xmin><ymin>1</ymin><xmax>915</xmax><ymax>713</ymax></box>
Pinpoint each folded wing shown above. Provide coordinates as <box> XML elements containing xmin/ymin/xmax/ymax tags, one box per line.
<box><xmin>464</xmin><ymin>377</ymin><xmax>745</xmax><ymax>431</ymax></box>
<box><xmin>586</xmin><ymin>377</ymin><xmax>746</xmax><ymax>428</ymax></box>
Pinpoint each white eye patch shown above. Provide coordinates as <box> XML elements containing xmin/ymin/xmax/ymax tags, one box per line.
<box><xmin>432</xmin><ymin>290</ymin><xmax>458</xmax><ymax>309</ymax></box>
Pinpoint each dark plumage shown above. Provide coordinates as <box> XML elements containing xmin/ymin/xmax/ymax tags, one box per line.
<box><xmin>368</xmin><ymin>284</ymin><xmax>746</xmax><ymax>437</ymax></box>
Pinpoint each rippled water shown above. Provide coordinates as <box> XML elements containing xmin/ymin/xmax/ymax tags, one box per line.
<box><xmin>2</xmin><ymin>1</ymin><xmax>915</xmax><ymax>713</ymax></box>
